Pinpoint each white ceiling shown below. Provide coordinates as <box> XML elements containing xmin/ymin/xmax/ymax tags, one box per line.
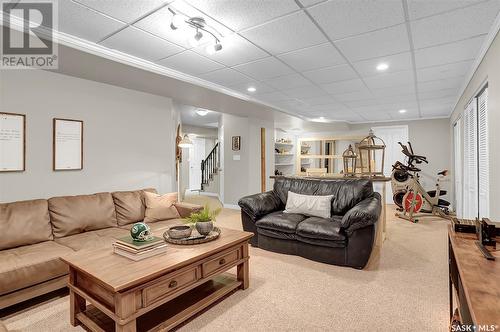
<box><xmin>12</xmin><ymin>0</ymin><xmax>500</xmax><ymax>122</ymax></box>
<box><xmin>178</xmin><ymin>103</ymin><xmax>221</xmax><ymax>127</ymax></box>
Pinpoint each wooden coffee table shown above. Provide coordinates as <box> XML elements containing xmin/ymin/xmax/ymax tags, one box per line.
<box><xmin>61</xmin><ymin>228</ymin><xmax>253</xmax><ymax>332</ymax></box>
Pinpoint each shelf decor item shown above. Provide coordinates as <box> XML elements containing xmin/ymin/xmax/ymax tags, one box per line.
<box><xmin>184</xmin><ymin>204</ymin><xmax>221</xmax><ymax>236</ymax></box>
<box><xmin>342</xmin><ymin>144</ymin><xmax>357</xmax><ymax>176</ymax></box>
<box><xmin>358</xmin><ymin>130</ymin><xmax>386</xmax><ymax>177</ymax></box>
<box><xmin>163</xmin><ymin>227</ymin><xmax>221</xmax><ymax>245</ymax></box>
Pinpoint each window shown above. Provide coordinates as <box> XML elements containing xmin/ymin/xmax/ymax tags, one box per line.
<box><xmin>453</xmin><ymin>119</ymin><xmax>462</xmax><ymax>218</ymax></box>
<box><xmin>459</xmin><ymin>85</ymin><xmax>488</xmax><ymax>219</ymax></box>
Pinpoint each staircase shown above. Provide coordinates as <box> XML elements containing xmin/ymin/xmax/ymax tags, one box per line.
<box><xmin>201</xmin><ymin>143</ymin><xmax>219</xmax><ymax>191</ymax></box>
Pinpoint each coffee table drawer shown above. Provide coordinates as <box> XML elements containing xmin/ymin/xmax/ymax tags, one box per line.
<box><xmin>202</xmin><ymin>248</ymin><xmax>241</xmax><ymax>277</ymax></box>
<box><xmin>143</xmin><ymin>267</ymin><xmax>200</xmax><ymax>306</ymax></box>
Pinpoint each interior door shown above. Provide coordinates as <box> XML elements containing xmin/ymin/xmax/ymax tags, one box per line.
<box><xmin>188</xmin><ymin>137</ymin><xmax>206</xmax><ymax>191</ymax></box>
<box><xmin>372</xmin><ymin>125</ymin><xmax>409</xmax><ymax>202</ymax></box>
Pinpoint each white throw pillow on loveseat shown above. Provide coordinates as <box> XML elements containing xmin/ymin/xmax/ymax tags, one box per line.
<box><xmin>284</xmin><ymin>191</ymin><xmax>333</xmax><ymax>219</ymax></box>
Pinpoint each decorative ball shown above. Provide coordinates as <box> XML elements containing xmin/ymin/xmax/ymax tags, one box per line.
<box><xmin>130</xmin><ymin>222</ymin><xmax>153</xmax><ymax>242</ymax></box>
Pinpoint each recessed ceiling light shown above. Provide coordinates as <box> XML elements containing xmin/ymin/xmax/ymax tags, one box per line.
<box><xmin>247</xmin><ymin>87</ymin><xmax>256</xmax><ymax>92</ymax></box>
<box><xmin>376</xmin><ymin>63</ymin><xmax>389</xmax><ymax>71</ymax></box>
<box><xmin>196</xmin><ymin>109</ymin><xmax>209</xmax><ymax>116</ymax></box>
<box><xmin>398</xmin><ymin>109</ymin><xmax>407</xmax><ymax>114</ymax></box>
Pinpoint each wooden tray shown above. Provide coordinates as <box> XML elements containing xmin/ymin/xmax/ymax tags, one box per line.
<box><xmin>163</xmin><ymin>227</ymin><xmax>221</xmax><ymax>245</ymax></box>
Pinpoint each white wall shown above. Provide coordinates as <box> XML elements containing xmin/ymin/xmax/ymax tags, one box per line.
<box><xmin>0</xmin><ymin>70</ymin><xmax>179</xmax><ymax>202</ymax></box>
<box><xmin>450</xmin><ymin>30</ymin><xmax>500</xmax><ymax>219</ymax></box>
<box><xmin>220</xmin><ymin>114</ymin><xmax>274</xmax><ymax>205</ymax></box>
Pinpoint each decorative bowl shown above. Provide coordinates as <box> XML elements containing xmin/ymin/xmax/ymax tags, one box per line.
<box><xmin>167</xmin><ymin>225</ymin><xmax>192</xmax><ymax>239</ymax></box>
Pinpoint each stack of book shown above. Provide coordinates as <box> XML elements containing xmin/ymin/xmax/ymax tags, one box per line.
<box><xmin>113</xmin><ymin>236</ymin><xmax>167</xmax><ymax>261</ymax></box>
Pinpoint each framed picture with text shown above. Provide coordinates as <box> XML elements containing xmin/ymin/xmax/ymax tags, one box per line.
<box><xmin>0</xmin><ymin>112</ymin><xmax>26</xmax><ymax>172</ymax></box>
<box><xmin>53</xmin><ymin>118</ymin><xmax>83</xmax><ymax>171</ymax></box>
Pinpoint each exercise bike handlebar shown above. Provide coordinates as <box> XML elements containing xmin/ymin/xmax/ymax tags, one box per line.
<box><xmin>398</xmin><ymin>142</ymin><xmax>428</xmax><ymax>164</ymax></box>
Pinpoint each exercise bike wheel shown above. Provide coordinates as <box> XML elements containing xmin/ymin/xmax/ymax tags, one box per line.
<box><xmin>393</xmin><ymin>191</ymin><xmax>406</xmax><ymax>209</ymax></box>
<box><xmin>403</xmin><ymin>191</ymin><xmax>423</xmax><ymax>213</ymax></box>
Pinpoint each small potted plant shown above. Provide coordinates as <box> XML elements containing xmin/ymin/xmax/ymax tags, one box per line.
<box><xmin>184</xmin><ymin>204</ymin><xmax>221</xmax><ymax>235</ymax></box>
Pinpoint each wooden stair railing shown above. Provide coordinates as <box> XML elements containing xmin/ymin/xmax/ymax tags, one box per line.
<box><xmin>201</xmin><ymin>143</ymin><xmax>219</xmax><ymax>191</ymax></box>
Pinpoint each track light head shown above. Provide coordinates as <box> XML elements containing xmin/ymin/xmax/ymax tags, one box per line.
<box><xmin>188</xmin><ymin>29</ymin><xmax>203</xmax><ymax>47</ymax></box>
<box><xmin>206</xmin><ymin>41</ymin><xmax>223</xmax><ymax>55</ymax></box>
<box><xmin>170</xmin><ymin>13</ymin><xmax>186</xmax><ymax>30</ymax></box>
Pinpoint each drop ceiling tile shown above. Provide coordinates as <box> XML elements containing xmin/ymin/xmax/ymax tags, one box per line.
<box><xmin>414</xmin><ymin>36</ymin><xmax>484</xmax><ymax>68</ymax></box>
<box><xmin>321</xmin><ymin>79</ymin><xmax>366</xmax><ymax>94</ymax></box>
<box><xmin>282</xmin><ymin>84</ymin><xmax>325</xmax><ymax>99</ymax></box>
<box><xmin>377</xmin><ymin>93</ymin><xmax>417</xmax><ymax>104</ymax></box>
<box><xmin>355</xmin><ymin>111</ymin><xmax>393</xmax><ymax>122</ymax></box>
<box><xmin>408</xmin><ymin>0</ymin><xmax>479</xmax><ymax>20</ymax></box>
<box><xmin>335</xmin><ymin>24</ymin><xmax>410</xmax><ymax>62</ymax></box>
<box><xmin>192</xmin><ymin>34</ymin><xmax>267</xmax><ymax>67</ymax></box>
<box><xmin>75</xmin><ymin>0</ymin><xmax>166</xmax><ymax>23</ymax></box>
<box><xmin>416</xmin><ymin>60</ymin><xmax>473</xmax><ymax>82</ymax></box>
<box><xmin>329</xmin><ymin>112</ymin><xmax>365</xmax><ymax>122</ymax></box>
<box><xmin>364</xmin><ymin>70</ymin><xmax>414</xmax><ymax>89</ymax></box>
<box><xmin>233</xmin><ymin>57</ymin><xmax>294</xmax><ymax>80</ymax></box>
<box><xmin>301</xmin><ymin>95</ymin><xmax>338</xmax><ymax>106</ymax></box>
<box><xmin>52</xmin><ymin>0</ymin><xmax>125</xmax><ymax>42</ymax></box>
<box><xmin>333</xmin><ymin>90</ymin><xmax>375</xmax><ymax>102</ymax></box>
<box><xmin>277</xmin><ymin>43</ymin><xmax>345</xmax><ymax>72</ymax></box>
<box><xmin>158</xmin><ymin>50</ymin><xmax>224</xmax><ymax>75</ymax></box>
<box><xmin>299</xmin><ymin>0</ymin><xmax>328</xmax><ymax>7</ymax></box>
<box><xmin>417</xmin><ymin>76</ymin><xmax>464</xmax><ymax>92</ymax></box>
<box><xmin>264</xmin><ymin>74</ymin><xmax>311</xmax><ymax>90</ymax></box>
<box><xmin>420</xmin><ymin>97</ymin><xmax>456</xmax><ymax>113</ymax></box>
<box><xmin>307</xmin><ymin>0</ymin><xmax>404</xmax><ymax>40</ymax></box>
<box><xmin>101</xmin><ymin>26</ymin><xmax>183</xmax><ymax>61</ymax></box>
<box><xmin>419</xmin><ymin>88</ymin><xmax>460</xmax><ymax>100</ymax></box>
<box><xmin>371</xmin><ymin>84</ymin><xmax>416</xmax><ymax>97</ymax></box>
<box><xmin>257</xmin><ymin>91</ymin><xmax>291</xmax><ymax>102</ymax></box>
<box><xmin>185</xmin><ymin>0</ymin><xmax>299</xmax><ymax>31</ymax></box>
<box><xmin>420</xmin><ymin>103</ymin><xmax>454</xmax><ymax>117</ymax></box>
<box><xmin>411</xmin><ymin>1</ymin><xmax>500</xmax><ymax>49</ymax></box>
<box><xmin>309</xmin><ymin>103</ymin><xmax>349</xmax><ymax>112</ymax></box>
<box><xmin>302</xmin><ymin>64</ymin><xmax>358</xmax><ymax>84</ymax></box>
<box><xmin>240</xmin><ymin>11</ymin><xmax>327</xmax><ymax>54</ymax></box>
<box><xmin>199</xmin><ymin>68</ymin><xmax>251</xmax><ymax>86</ymax></box>
<box><xmin>343</xmin><ymin>99</ymin><xmax>381</xmax><ymax>108</ymax></box>
<box><xmin>134</xmin><ymin>4</ymin><xmax>231</xmax><ymax>49</ymax></box>
<box><xmin>229</xmin><ymin>81</ymin><xmax>276</xmax><ymax>95</ymax></box>
<box><xmin>353</xmin><ymin>52</ymin><xmax>412</xmax><ymax>78</ymax></box>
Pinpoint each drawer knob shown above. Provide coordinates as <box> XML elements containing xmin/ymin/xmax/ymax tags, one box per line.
<box><xmin>169</xmin><ymin>280</ymin><xmax>177</xmax><ymax>288</ymax></box>
<box><xmin>219</xmin><ymin>258</ymin><xmax>226</xmax><ymax>265</ymax></box>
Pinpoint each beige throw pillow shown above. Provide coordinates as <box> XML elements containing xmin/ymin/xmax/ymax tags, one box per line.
<box><xmin>144</xmin><ymin>191</ymin><xmax>180</xmax><ymax>223</ymax></box>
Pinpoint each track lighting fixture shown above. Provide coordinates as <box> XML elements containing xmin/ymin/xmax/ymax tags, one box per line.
<box><xmin>168</xmin><ymin>7</ymin><xmax>223</xmax><ymax>54</ymax></box>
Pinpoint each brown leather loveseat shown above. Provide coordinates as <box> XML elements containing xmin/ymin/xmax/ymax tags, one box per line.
<box><xmin>0</xmin><ymin>188</ymin><xmax>200</xmax><ymax>310</ymax></box>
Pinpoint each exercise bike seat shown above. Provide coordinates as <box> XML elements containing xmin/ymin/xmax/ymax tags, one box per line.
<box><xmin>437</xmin><ymin>169</ymin><xmax>448</xmax><ymax>176</ymax></box>
<box><xmin>427</xmin><ymin>190</ymin><xmax>447</xmax><ymax>197</ymax></box>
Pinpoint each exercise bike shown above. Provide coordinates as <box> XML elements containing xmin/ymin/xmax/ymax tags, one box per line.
<box><xmin>391</xmin><ymin>142</ymin><xmax>453</xmax><ymax>223</ymax></box>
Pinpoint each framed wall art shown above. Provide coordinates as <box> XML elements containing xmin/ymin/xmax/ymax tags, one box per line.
<box><xmin>232</xmin><ymin>136</ymin><xmax>241</xmax><ymax>151</ymax></box>
<box><xmin>53</xmin><ymin>118</ymin><xmax>83</xmax><ymax>171</ymax></box>
<box><xmin>0</xmin><ymin>112</ymin><xmax>26</xmax><ymax>172</ymax></box>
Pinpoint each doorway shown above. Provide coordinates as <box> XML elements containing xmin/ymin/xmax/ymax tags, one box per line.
<box><xmin>372</xmin><ymin>125</ymin><xmax>409</xmax><ymax>202</ymax></box>
<box><xmin>188</xmin><ymin>137</ymin><xmax>206</xmax><ymax>191</ymax></box>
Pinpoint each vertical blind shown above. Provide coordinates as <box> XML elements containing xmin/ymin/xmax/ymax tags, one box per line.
<box><xmin>462</xmin><ymin>100</ymin><xmax>478</xmax><ymax>219</ymax></box>
<box><xmin>460</xmin><ymin>86</ymin><xmax>488</xmax><ymax>219</ymax></box>
<box><xmin>477</xmin><ymin>88</ymin><xmax>489</xmax><ymax>218</ymax></box>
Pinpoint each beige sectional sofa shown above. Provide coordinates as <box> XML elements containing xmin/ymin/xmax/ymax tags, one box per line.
<box><xmin>0</xmin><ymin>188</ymin><xmax>201</xmax><ymax>310</ymax></box>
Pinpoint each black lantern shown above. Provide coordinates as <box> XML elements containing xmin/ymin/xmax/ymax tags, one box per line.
<box><xmin>358</xmin><ymin>130</ymin><xmax>386</xmax><ymax>177</ymax></box>
<box><xmin>342</xmin><ymin>144</ymin><xmax>357</xmax><ymax>176</ymax></box>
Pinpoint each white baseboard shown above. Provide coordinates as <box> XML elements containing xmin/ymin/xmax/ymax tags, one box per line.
<box><xmin>223</xmin><ymin>203</ymin><xmax>241</xmax><ymax>210</ymax></box>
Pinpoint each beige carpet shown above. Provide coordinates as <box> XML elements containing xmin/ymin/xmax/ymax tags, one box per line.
<box><xmin>2</xmin><ymin>205</ymin><xmax>449</xmax><ymax>332</ymax></box>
